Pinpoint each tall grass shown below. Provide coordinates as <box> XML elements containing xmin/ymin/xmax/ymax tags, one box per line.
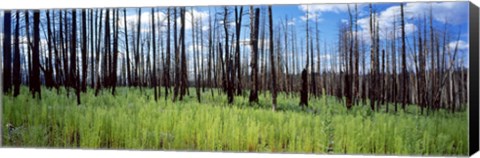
<box><xmin>2</xmin><ymin>86</ymin><xmax>468</xmax><ymax>155</ymax></box>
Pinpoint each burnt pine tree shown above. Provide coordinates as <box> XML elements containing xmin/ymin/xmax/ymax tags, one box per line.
<box><xmin>3</xmin><ymin>11</ymin><xmax>12</xmax><ymax>93</ymax></box>
<box><xmin>400</xmin><ymin>3</ymin><xmax>407</xmax><ymax>111</ymax></box>
<box><xmin>224</xmin><ymin>7</ymin><xmax>234</xmax><ymax>104</ymax></box>
<box><xmin>90</xmin><ymin>9</ymin><xmax>95</xmax><ymax>89</ymax></box>
<box><xmin>368</xmin><ymin>4</ymin><xmax>376</xmax><ymax>111</ymax></box>
<box><xmin>299</xmin><ymin>6</ymin><xmax>309</xmax><ymax>108</ymax></box>
<box><xmin>32</xmin><ymin>10</ymin><xmax>41</xmax><ymax>99</ymax></box>
<box><xmin>249</xmin><ymin>6</ymin><xmax>260</xmax><ymax>103</ymax></box>
<box><xmin>103</xmin><ymin>9</ymin><xmax>111</xmax><ymax>91</ymax></box>
<box><xmin>173</xmin><ymin>7</ymin><xmax>181</xmax><ymax>101</ymax></box>
<box><xmin>135</xmin><ymin>8</ymin><xmax>141</xmax><ymax>87</ymax></box>
<box><xmin>346</xmin><ymin>4</ymin><xmax>354</xmax><ymax>109</ymax></box>
<box><xmin>45</xmin><ymin>10</ymin><xmax>55</xmax><ymax>89</ymax></box>
<box><xmin>124</xmin><ymin>8</ymin><xmax>131</xmax><ymax>86</ymax></box>
<box><xmin>179</xmin><ymin>7</ymin><xmax>188</xmax><ymax>100</ymax></box>
<box><xmin>191</xmin><ymin>7</ymin><xmax>200</xmax><ymax>102</ymax></box>
<box><xmin>268</xmin><ymin>6</ymin><xmax>277</xmax><ymax>111</ymax></box>
<box><xmin>13</xmin><ymin>11</ymin><xmax>21</xmax><ymax>97</ymax></box>
<box><xmin>164</xmin><ymin>7</ymin><xmax>171</xmax><ymax>100</ymax></box>
<box><xmin>70</xmin><ymin>9</ymin><xmax>81</xmax><ymax>104</ymax></box>
<box><xmin>94</xmin><ymin>9</ymin><xmax>104</xmax><ymax>96</ymax></box>
<box><xmin>112</xmin><ymin>9</ymin><xmax>119</xmax><ymax>96</ymax></box>
<box><xmin>151</xmin><ymin>8</ymin><xmax>158</xmax><ymax>101</ymax></box>
<box><xmin>81</xmin><ymin>9</ymin><xmax>88</xmax><ymax>92</ymax></box>
<box><xmin>25</xmin><ymin>11</ymin><xmax>33</xmax><ymax>92</ymax></box>
<box><xmin>234</xmin><ymin>6</ymin><xmax>243</xmax><ymax>95</ymax></box>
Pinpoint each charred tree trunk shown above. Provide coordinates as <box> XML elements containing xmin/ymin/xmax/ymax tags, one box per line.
<box><xmin>13</xmin><ymin>11</ymin><xmax>21</xmax><ymax>97</ymax></box>
<box><xmin>3</xmin><ymin>11</ymin><xmax>12</xmax><ymax>93</ymax></box>
<box><xmin>268</xmin><ymin>6</ymin><xmax>277</xmax><ymax>111</ymax></box>
<box><xmin>300</xmin><ymin>68</ymin><xmax>308</xmax><ymax>107</ymax></box>
<box><xmin>81</xmin><ymin>9</ymin><xmax>88</xmax><ymax>92</ymax></box>
<box><xmin>151</xmin><ymin>8</ymin><xmax>158</xmax><ymax>101</ymax></box>
<box><xmin>249</xmin><ymin>7</ymin><xmax>260</xmax><ymax>103</ymax></box>
<box><xmin>164</xmin><ymin>8</ymin><xmax>171</xmax><ymax>100</ymax></box>
<box><xmin>32</xmin><ymin>10</ymin><xmax>42</xmax><ymax>99</ymax></box>
<box><xmin>45</xmin><ymin>10</ymin><xmax>55</xmax><ymax>89</ymax></box>
<box><xmin>173</xmin><ymin>8</ymin><xmax>181</xmax><ymax>101</ymax></box>
<box><xmin>179</xmin><ymin>7</ymin><xmax>187</xmax><ymax>100</ymax></box>
<box><xmin>112</xmin><ymin>9</ymin><xmax>119</xmax><ymax>96</ymax></box>
<box><xmin>224</xmin><ymin>7</ymin><xmax>234</xmax><ymax>104</ymax></box>
<box><xmin>400</xmin><ymin>3</ymin><xmax>407</xmax><ymax>111</ymax></box>
<box><xmin>70</xmin><ymin>9</ymin><xmax>80</xmax><ymax>104</ymax></box>
<box><xmin>123</xmin><ymin>8</ymin><xmax>131</xmax><ymax>87</ymax></box>
<box><xmin>234</xmin><ymin>6</ymin><xmax>243</xmax><ymax>95</ymax></box>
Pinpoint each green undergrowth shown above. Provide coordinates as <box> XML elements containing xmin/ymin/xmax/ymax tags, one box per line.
<box><xmin>2</xmin><ymin>86</ymin><xmax>468</xmax><ymax>156</ymax></box>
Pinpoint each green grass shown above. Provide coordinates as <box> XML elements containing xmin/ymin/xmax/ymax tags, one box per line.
<box><xmin>2</xmin><ymin>86</ymin><xmax>468</xmax><ymax>155</ymax></box>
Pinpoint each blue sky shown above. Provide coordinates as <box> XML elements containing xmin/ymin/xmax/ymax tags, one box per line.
<box><xmin>0</xmin><ymin>1</ymin><xmax>471</xmax><ymax>76</ymax></box>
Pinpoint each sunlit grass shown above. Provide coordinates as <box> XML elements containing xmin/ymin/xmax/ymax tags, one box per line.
<box><xmin>2</xmin><ymin>86</ymin><xmax>468</xmax><ymax>155</ymax></box>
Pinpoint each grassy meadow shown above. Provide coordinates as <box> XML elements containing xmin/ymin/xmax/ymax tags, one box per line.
<box><xmin>2</xmin><ymin>86</ymin><xmax>468</xmax><ymax>155</ymax></box>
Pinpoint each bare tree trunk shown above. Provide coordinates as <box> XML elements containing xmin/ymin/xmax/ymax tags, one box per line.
<box><xmin>3</xmin><ymin>11</ymin><xmax>12</xmax><ymax>93</ymax></box>
<box><xmin>179</xmin><ymin>7</ymin><xmax>187</xmax><ymax>100</ymax></box>
<box><xmin>13</xmin><ymin>11</ymin><xmax>21</xmax><ymax>97</ymax></box>
<box><xmin>94</xmin><ymin>9</ymin><xmax>104</xmax><ymax>96</ymax></box>
<box><xmin>69</xmin><ymin>9</ymin><xmax>80</xmax><ymax>104</ymax></box>
<box><xmin>300</xmin><ymin>6</ymin><xmax>309</xmax><ymax>107</ymax></box>
<box><xmin>164</xmin><ymin>8</ymin><xmax>171</xmax><ymax>100</ymax></box>
<box><xmin>234</xmin><ymin>6</ymin><xmax>243</xmax><ymax>95</ymax></box>
<box><xmin>90</xmin><ymin>9</ymin><xmax>95</xmax><ymax>89</ymax></box>
<box><xmin>400</xmin><ymin>3</ymin><xmax>407</xmax><ymax>111</ymax></box>
<box><xmin>151</xmin><ymin>8</ymin><xmax>158</xmax><ymax>101</ymax></box>
<box><xmin>368</xmin><ymin>4</ymin><xmax>376</xmax><ymax>111</ymax></box>
<box><xmin>112</xmin><ymin>9</ymin><xmax>119</xmax><ymax>96</ymax></box>
<box><xmin>248</xmin><ymin>7</ymin><xmax>260</xmax><ymax>103</ymax></box>
<box><xmin>81</xmin><ymin>9</ymin><xmax>88</xmax><ymax>92</ymax></box>
<box><xmin>45</xmin><ymin>10</ymin><xmax>55</xmax><ymax>89</ymax></box>
<box><xmin>267</xmin><ymin>6</ymin><xmax>277</xmax><ymax>111</ymax></box>
<box><xmin>224</xmin><ymin>7</ymin><xmax>234</xmax><ymax>104</ymax></box>
<box><xmin>124</xmin><ymin>8</ymin><xmax>131</xmax><ymax>87</ymax></box>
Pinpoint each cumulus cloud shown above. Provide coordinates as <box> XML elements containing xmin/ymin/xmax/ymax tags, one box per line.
<box><xmin>297</xmin><ymin>2</ymin><xmax>467</xmax><ymax>44</ymax></box>
<box><xmin>124</xmin><ymin>10</ymin><xmax>166</xmax><ymax>26</ymax></box>
<box><xmin>299</xmin><ymin>4</ymin><xmax>350</xmax><ymax>14</ymax></box>
<box><xmin>122</xmin><ymin>8</ymin><xmax>209</xmax><ymax>32</ymax></box>
<box><xmin>404</xmin><ymin>2</ymin><xmax>468</xmax><ymax>25</ymax></box>
<box><xmin>298</xmin><ymin>4</ymin><xmax>366</xmax><ymax>21</ymax></box>
<box><xmin>287</xmin><ymin>18</ymin><xmax>296</xmax><ymax>26</ymax></box>
<box><xmin>448</xmin><ymin>40</ymin><xmax>468</xmax><ymax>51</ymax></box>
<box><xmin>176</xmin><ymin>8</ymin><xmax>209</xmax><ymax>30</ymax></box>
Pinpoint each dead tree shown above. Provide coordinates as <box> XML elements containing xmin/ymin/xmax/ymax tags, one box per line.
<box><xmin>151</xmin><ymin>8</ymin><xmax>158</xmax><ymax>101</ymax></box>
<box><xmin>234</xmin><ymin>6</ymin><xmax>243</xmax><ymax>95</ymax></box>
<box><xmin>400</xmin><ymin>3</ymin><xmax>407</xmax><ymax>111</ymax></box>
<box><xmin>224</xmin><ymin>7</ymin><xmax>234</xmax><ymax>104</ymax></box>
<box><xmin>3</xmin><ymin>11</ymin><xmax>12</xmax><ymax>93</ymax></box>
<box><xmin>13</xmin><ymin>11</ymin><xmax>21</xmax><ymax>97</ymax></box>
<box><xmin>81</xmin><ymin>9</ymin><xmax>88</xmax><ymax>92</ymax></box>
<box><xmin>249</xmin><ymin>6</ymin><xmax>260</xmax><ymax>103</ymax></box>
<box><xmin>268</xmin><ymin>6</ymin><xmax>277</xmax><ymax>111</ymax></box>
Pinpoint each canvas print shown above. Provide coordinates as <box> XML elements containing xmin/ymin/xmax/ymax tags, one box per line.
<box><xmin>0</xmin><ymin>1</ymin><xmax>473</xmax><ymax>156</ymax></box>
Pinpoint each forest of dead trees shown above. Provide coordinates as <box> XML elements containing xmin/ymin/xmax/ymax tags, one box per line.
<box><xmin>1</xmin><ymin>3</ymin><xmax>469</xmax><ymax>114</ymax></box>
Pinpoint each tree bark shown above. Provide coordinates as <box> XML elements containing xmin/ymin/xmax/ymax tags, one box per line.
<box><xmin>32</xmin><ymin>10</ymin><xmax>42</xmax><ymax>99</ymax></box>
<box><xmin>3</xmin><ymin>10</ymin><xmax>12</xmax><ymax>93</ymax></box>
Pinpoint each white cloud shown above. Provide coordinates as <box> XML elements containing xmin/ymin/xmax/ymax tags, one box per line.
<box><xmin>124</xmin><ymin>11</ymin><xmax>166</xmax><ymax>26</ymax></box>
<box><xmin>404</xmin><ymin>2</ymin><xmax>468</xmax><ymax>25</ymax></box>
<box><xmin>175</xmin><ymin>8</ymin><xmax>209</xmax><ymax>30</ymax></box>
<box><xmin>299</xmin><ymin>4</ymin><xmax>350</xmax><ymax>14</ymax></box>
<box><xmin>287</xmin><ymin>18</ymin><xmax>296</xmax><ymax>26</ymax></box>
<box><xmin>448</xmin><ymin>40</ymin><xmax>468</xmax><ymax>51</ymax></box>
<box><xmin>299</xmin><ymin>4</ymin><xmax>366</xmax><ymax>21</ymax></box>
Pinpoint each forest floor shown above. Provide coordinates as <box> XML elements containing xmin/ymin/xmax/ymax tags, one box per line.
<box><xmin>2</xmin><ymin>86</ymin><xmax>468</xmax><ymax>155</ymax></box>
